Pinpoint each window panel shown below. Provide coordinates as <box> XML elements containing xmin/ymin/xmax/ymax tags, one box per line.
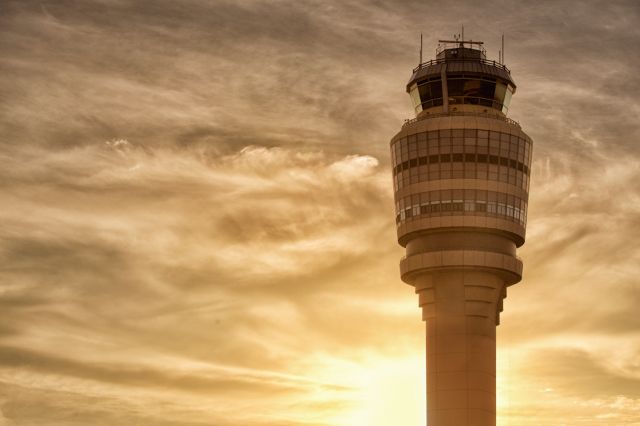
<box><xmin>395</xmin><ymin>189</ymin><xmax>528</xmax><ymax>227</ymax></box>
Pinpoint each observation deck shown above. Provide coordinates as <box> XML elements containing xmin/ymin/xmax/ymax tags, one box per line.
<box><xmin>407</xmin><ymin>40</ymin><xmax>517</xmax><ymax>115</ymax></box>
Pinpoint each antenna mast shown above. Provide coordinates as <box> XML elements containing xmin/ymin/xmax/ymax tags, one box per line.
<box><xmin>419</xmin><ymin>33</ymin><xmax>423</xmax><ymax>64</ymax></box>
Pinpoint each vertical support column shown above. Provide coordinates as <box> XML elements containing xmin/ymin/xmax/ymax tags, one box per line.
<box><xmin>416</xmin><ymin>269</ymin><xmax>504</xmax><ymax>426</ymax></box>
<box><xmin>440</xmin><ymin>64</ymin><xmax>449</xmax><ymax>113</ymax></box>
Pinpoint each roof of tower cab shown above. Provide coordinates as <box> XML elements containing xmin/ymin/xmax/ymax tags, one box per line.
<box><xmin>406</xmin><ymin>40</ymin><xmax>517</xmax><ymax>93</ymax></box>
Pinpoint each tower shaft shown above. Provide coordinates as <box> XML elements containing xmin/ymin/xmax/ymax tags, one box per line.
<box><xmin>421</xmin><ymin>270</ymin><xmax>503</xmax><ymax>426</ymax></box>
<box><xmin>402</xmin><ymin>230</ymin><xmax>519</xmax><ymax>426</ymax></box>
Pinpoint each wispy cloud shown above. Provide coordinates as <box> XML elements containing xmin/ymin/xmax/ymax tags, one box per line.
<box><xmin>1</xmin><ymin>0</ymin><xmax>640</xmax><ymax>424</ymax></box>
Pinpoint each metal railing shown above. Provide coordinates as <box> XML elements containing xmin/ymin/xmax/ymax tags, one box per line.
<box><xmin>412</xmin><ymin>57</ymin><xmax>510</xmax><ymax>74</ymax></box>
<box><xmin>403</xmin><ymin>111</ymin><xmax>521</xmax><ymax>129</ymax></box>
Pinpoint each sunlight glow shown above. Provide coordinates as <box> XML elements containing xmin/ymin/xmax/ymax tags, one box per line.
<box><xmin>310</xmin><ymin>354</ymin><xmax>425</xmax><ymax>426</ymax></box>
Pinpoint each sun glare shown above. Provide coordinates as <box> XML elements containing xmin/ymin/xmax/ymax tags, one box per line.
<box><xmin>320</xmin><ymin>355</ymin><xmax>426</xmax><ymax>426</ymax></box>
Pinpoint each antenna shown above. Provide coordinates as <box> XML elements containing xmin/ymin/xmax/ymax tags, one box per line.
<box><xmin>419</xmin><ymin>33</ymin><xmax>423</xmax><ymax>64</ymax></box>
<box><xmin>502</xmin><ymin>33</ymin><xmax>505</xmax><ymax>64</ymax></box>
<box><xmin>462</xmin><ymin>24</ymin><xmax>464</xmax><ymax>45</ymax></box>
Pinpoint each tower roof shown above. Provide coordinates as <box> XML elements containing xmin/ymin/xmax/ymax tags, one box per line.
<box><xmin>407</xmin><ymin>39</ymin><xmax>516</xmax><ymax>93</ymax></box>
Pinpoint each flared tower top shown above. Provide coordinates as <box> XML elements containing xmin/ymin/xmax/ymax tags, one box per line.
<box><xmin>407</xmin><ymin>39</ymin><xmax>517</xmax><ymax>116</ymax></box>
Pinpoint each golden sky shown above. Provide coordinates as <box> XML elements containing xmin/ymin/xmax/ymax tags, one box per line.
<box><xmin>1</xmin><ymin>1</ymin><xmax>640</xmax><ymax>425</ymax></box>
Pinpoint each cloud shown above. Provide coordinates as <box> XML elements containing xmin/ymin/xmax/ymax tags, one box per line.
<box><xmin>0</xmin><ymin>138</ymin><xmax>413</xmax><ymax>423</ymax></box>
<box><xmin>1</xmin><ymin>0</ymin><xmax>640</xmax><ymax>424</ymax></box>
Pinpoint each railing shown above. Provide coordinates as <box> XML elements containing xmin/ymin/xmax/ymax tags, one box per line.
<box><xmin>412</xmin><ymin>57</ymin><xmax>510</xmax><ymax>74</ymax></box>
<box><xmin>403</xmin><ymin>111</ymin><xmax>521</xmax><ymax>129</ymax></box>
<box><xmin>436</xmin><ymin>41</ymin><xmax>487</xmax><ymax>57</ymax></box>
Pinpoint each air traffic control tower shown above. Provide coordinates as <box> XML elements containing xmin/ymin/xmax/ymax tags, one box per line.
<box><xmin>390</xmin><ymin>38</ymin><xmax>532</xmax><ymax>426</ymax></box>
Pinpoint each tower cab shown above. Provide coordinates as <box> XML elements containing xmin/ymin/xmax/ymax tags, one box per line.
<box><xmin>407</xmin><ymin>40</ymin><xmax>516</xmax><ymax>116</ymax></box>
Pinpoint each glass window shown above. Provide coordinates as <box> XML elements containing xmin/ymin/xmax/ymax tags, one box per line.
<box><xmin>464</xmin><ymin>189</ymin><xmax>475</xmax><ymax>200</ymax></box>
<box><xmin>477</xmin><ymin>163</ymin><xmax>488</xmax><ymax>179</ymax></box>
<box><xmin>494</xmin><ymin>82</ymin><xmax>506</xmax><ymax>106</ymax></box>
<box><xmin>478</xmin><ymin>80</ymin><xmax>496</xmax><ymax>101</ymax></box>
<box><xmin>394</xmin><ymin>189</ymin><xmax>529</xmax><ymax>226</ymax></box>
<box><xmin>508</xmin><ymin>168</ymin><xmax>516</xmax><ymax>185</ymax></box>
<box><xmin>447</xmin><ymin>78</ymin><xmax>464</xmax><ymax>102</ymax></box>
<box><xmin>418</xmin><ymin>83</ymin><xmax>431</xmax><ymax>101</ymax></box>
<box><xmin>416</xmin><ymin>80</ymin><xmax>443</xmax><ymax>110</ymax></box>
<box><xmin>428</xmin><ymin>142</ymin><xmax>439</xmax><ymax>154</ymax></box>
<box><xmin>410</xmin><ymin>83</ymin><xmax>421</xmax><ymax>109</ymax></box>
<box><xmin>464</xmin><ymin>163</ymin><xmax>476</xmax><ymax>179</ymax></box>
<box><xmin>502</xmin><ymin>86</ymin><xmax>514</xmax><ymax>114</ymax></box>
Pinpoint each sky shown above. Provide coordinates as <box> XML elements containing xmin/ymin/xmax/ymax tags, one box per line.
<box><xmin>1</xmin><ymin>0</ymin><xmax>639</xmax><ymax>425</ymax></box>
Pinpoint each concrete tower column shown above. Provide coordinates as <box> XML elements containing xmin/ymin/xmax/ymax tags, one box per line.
<box><xmin>420</xmin><ymin>270</ymin><xmax>502</xmax><ymax>426</ymax></box>
<box><xmin>400</xmin><ymin>232</ymin><xmax>521</xmax><ymax>426</ymax></box>
<box><xmin>389</xmin><ymin>37</ymin><xmax>533</xmax><ymax>426</ymax></box>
